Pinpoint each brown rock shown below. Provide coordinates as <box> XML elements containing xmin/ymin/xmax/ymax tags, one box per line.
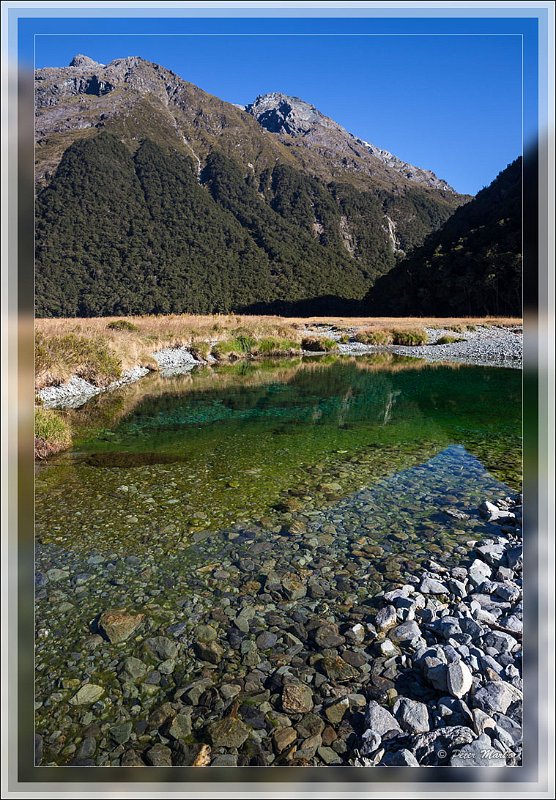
<box><xmin>273</xmin><ymin>726</ymin><xmax>297</xmax><ymax>753</ymax></box>
<box><xmin>148</xmin><ymin>702</ymin><xmax>176</xmax><ymax>730</ymax></box>
<box><xmin>99</xmin><ymin>608</ymin><xmax>144</xmax><ymax>644</ymax></box>
<box><xmin>145</xmin><ymin>743</ymin><xmax>172</xmax><ymax>766</ymax></box>
<box><xmin>282</xmin><ymin>682</ymin><xmax>314</xmax><ymax>714</ymax></box>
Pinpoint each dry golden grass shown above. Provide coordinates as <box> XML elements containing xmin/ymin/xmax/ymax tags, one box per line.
<box><xmin>34</xmin><ymin>313</ymin><xmax>522</xmax><ymax>390</ymax></box>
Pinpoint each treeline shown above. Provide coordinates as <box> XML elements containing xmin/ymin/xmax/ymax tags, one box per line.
<box><xmin>35</xmin><ymin>133</ymin><xmax>457</xmax><ymax>317</ymax></box>
<box><xmin>364</xmin><ymin>158</ymin><xmax>522</xmax><ymax>316</ymax></box>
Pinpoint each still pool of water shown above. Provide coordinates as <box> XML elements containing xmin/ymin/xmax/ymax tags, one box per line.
<box><xmin>36</xmin><ymin>355</ymin><xmax>521</xmax><ymax>555</ymax></box>
<box><xmin>34</xmin><ymin>355</ymin><xmax>522</xmax><ymax>766</ymax></box>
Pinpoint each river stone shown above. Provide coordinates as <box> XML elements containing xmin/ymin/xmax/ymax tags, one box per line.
<box><xmin>208</xmin><ymin>716</ymin><xmax>250</xmax><ymax>748</ymax></box>
<box><xmin>469</xmin><ymin>559</ymin><xmax>492</xmax><ymax>586</ymax></box>
<box><xmin>476</xmin><ymin>541</ymin><xmax>508</xmax><ymax>566</ymax></box>
<box><xmin>99</xmin><ymin>609</ymin><xmax>144</xmax><ymax>644</ymax></box>
<box><xmin>121</xmin><ymin>656</ymin><xmax>148</xmax><ymax>681</ymax></box>
<box><xmin>321</xmin><ymin>655</ymin><xmax>359</xmax><ymax>681</ymax></box>
<box><xmin>69</xmin><ymin>684</ymin><xmax>104</xmax><ymax>705</ymax></box>
<box><xmin>148</xmin><ymin>702</ymin><xmax>176</xmax><ymax>729</ymax></box>
<box><xmin>144</xmin><ymin>636</ymin><xmax>178</xmax><ymax>661</ymax></box>
<box><xmin>110</xmin><ymin>721</ymin><xmax>133</xmax><ymax>745</ymax></box>
<box><xmin>379</xmin><ymin>639</ymin><xmax>400</xmax><ymax>657</ymax></box>
<box><xmin>396</xmin><ymin>726</ymin><xmax>476</xmax><ymax>765</ymax></box>
<box><xmin>273</xmin><ymin>726</ymin><xmax>297</xmax><ymax>753</ymax></box>
<box><xmin>345</xmin><ymin>623</ymin><xmax>366</xmax><ymax>644</ymax></box>
<box><xmin>324</xmin><ymin>698</ymin><xmax>349</xmax><ymax>724</ymax></box>
<box><xmin>450</xmin><ymin>734</ymin><xmax>506</xmax><ymax>767</ymax></box>
<box><xmin>318</xmin><ymin>745</ymin><xmax>341</xmax><ymax>765</ymax></box>
<box><xmin>494</xmin><ymin>713</ymin><xmax>522</xmax><ymax>744</ymax></box>
<box><xmin>360</xmin><ymin>729</ymin><xmax>382</xmax><ymax>755</ymax></box>
<box><xmin>195</xmin><ymin>624</ymin><xmax>217</xmax><ymax>643</ymax></box>
<box><xmin>168</xmin><ymin>711</ymin><xmax>193</xmax><ymax>740</ymax></box>
<box><xmin>211</xmin><ymin>754</ymin><xmax>238</xmax><ymax>767</ymax></box>
<box><xmin>121</xmin><ymin>749</ymin><xmax>145</xmax><ymax>767</ymax></box>
<box><xmin>376</xmin><ymin>605</ymin><xmax>397</xmax><ymax>631</ymax></box>
<box><xmin>313</xmin><ymin>623</ymin><xmax>345</xmax><ymax>648</ymax></box>
<box><xmin>145</xmin><ymin>744</ymin><xmax>172</xmax><ymax>767</ymax></box>
<box><xmin>365</xmin><ymin>701</ymin><xmax>402</xmax><ymax>735</ymax></box>
<box><xmin>472</xmin><ymin>708</ymin><xmax>497</xmax><ymax>735</ymax></box>
<box><xmin>194</xmin><ymin>640</ymin><xmax>224</xmax><ymax>664</ymax></box>
<box><xmin>76</xmin><ymin>736</ymin><xmax>96</xmax><ymax>760</ymax></box>
<box><xmin>296</xmin><ymin>712</ymin><xmax>325</xmax><ymax>738</ymax></box>
<box><xmin>393</xmin><ymin>697</ymin><xmax>429</xmax><ymax>733</ymax></box>
<box><xmin>46</xmin><ymin>568</ymin><xmax>69</xmax><ymax>582</ymax></box>
<box><xmin>420</xmin><ymin>577</ymin><xmax>449</xmax><ymax>594</ymax></box>
<box><xmin>381</xmin><ymin>748</ymin><xmax>420</xmax><ymax>766</ymax></box>
<box><xmin>483</xmin><ymin>630</ymin><xmax>519</xmax><ymax>653</ymax></box>
<box><xmin>256</xmin><ymin>632</ymin><xmax>278</xmax><ymax>650</ymax></box>
<box><xmin>473</xmin><ymin>682</ymin><xmax>519</xmax><ymax>714</ymax></box>
<box><xmin>446</xmin><ymin>661</ymin><xmax>473</xmax><ymax>699</ymax></box>
<box><xmin>282</xmin><ymin>683</ymin><xmax>314</xmax><ymax>714</ymax></box>
<box><xmin>296</xmin><ymin>733</ymin><xmax>322</xmax><ymax>760</ymax></box>
<box><xmin>390</xmin><ymin>620</ymin><xmax>421</xmax><ymax>644</ymax></box>
<box><xmin>281</xmin><ymin>573</ymin><xmax>307</xmax><ymax>600</ymax></box>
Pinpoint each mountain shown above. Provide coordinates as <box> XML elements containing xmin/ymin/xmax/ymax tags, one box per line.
<box><xmin>34</xmin><ymin>55</ymin><xmax>467</xmax><ymax>317</ymax></box>
<box><xmin>245</xmin><ymin>92</ymin><xmax>455</xmax><ymax>194</ymax></box>
<box><xmin>363</xmin><ymin>158</ymin><xmax>522</xmax><ymax>316</ymax></box>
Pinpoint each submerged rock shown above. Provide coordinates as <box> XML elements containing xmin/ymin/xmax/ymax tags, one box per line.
<box><xmin>98</xmin><ymin>609</ymin><xmax>144</xmax><ymax>644</ymax></box>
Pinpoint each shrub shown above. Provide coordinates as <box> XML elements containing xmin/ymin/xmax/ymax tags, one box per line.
<box><xmin>34</xmin><ymin>406</ymin><xmax>72</xmax><ymax>456</ymax></box>
<box><xmin>339</xmin><ymin>334</ymin><xmax>351</xmax><ymax>344</ymax></box>
<box><xmin>354</xmin><ymin>329</ymin><xmax>392</xmax><ymax>345</ymax></box>
<box><xmin>435</xmin><ymin>335</ymin><xmax>465</xmax><ymax>345</ymax></box>
<box><xmin>301</xmin><ymin>336</ymin><xmax>338</xmax><ymax>352</ymax></box>
<box><xmin>107</xmin><ymin>319</ymin><xmax>138</xmax><ymax>331</ymax></box>
<box><xmin>391</xmin><ymin>329</ymin><xmax>428</xmax><ymax>346</ymax></box>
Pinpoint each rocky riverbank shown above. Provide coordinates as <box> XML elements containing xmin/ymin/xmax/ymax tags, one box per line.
<box><xmin>34</xmin><ymin>456</ymin><xmax>522</xmax><ymax>767</ymax></box>
<box><xmin>335</xmin><ymin>325</ymin><xmax>523</xmax><ymax>369</ymax></box>
<box><xmin>353</xmin><ymin>495</ymin><xmax>522</xmax><ymax>767</ymax></box>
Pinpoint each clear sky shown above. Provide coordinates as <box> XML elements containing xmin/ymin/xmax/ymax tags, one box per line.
<box><xmin>21</xmin><ymin>15</ymin><xmax>537</xmax><ymax>195</ymax></box>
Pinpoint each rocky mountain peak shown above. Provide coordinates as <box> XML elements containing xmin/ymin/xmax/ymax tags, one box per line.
<box><xmin>69</xmin><ymin>54</ymin><xmax>104</xmax><ymax>69</ymax></box>
<box><xmin>246</xmin><ymin>91</ymin><xmax>456</xmax><ymax>194</ymax></box>
<box><xmin>245</xmin><ymin>92</ymin><xmax>336</xmax><ymax>137</ymax></box>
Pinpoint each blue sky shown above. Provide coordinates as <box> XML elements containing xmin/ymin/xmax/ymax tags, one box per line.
<box><xmin>21</xmin><ymin>15</ymin><xmax>538</xmax><ymax>195</ymax></box>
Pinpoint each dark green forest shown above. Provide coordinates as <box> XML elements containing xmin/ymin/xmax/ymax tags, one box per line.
<box><xmin>35</xmin><ymin>133</ymin><xmax>458</xmax><ymax>317</ymax></box>
<box><xmin>364</xmin><ymin>158</ymin><xmax>522</xmax><ymax>317</ymax></box>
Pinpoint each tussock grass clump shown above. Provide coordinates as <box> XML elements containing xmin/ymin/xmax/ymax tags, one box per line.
<box><xmin>301</xmin><ymin>336</ymin><xmax>338</xmax><ymax>352</ymax></box>
<box><xmin>35</xmin><ymin>332</ymin><xmax>122</xmax><ymax>387</ymax></box>
<box><xmin>107</xmin><ymin>319</ymin><xmax>138</xmax><ymax>331</ymax></box>
<box><xmin>211</xmin><ymin>339</ymin><xmax>245</xmax><ymax>361</ymax></box>
<box><xmin>212</xmin><ymin>334</ymin><xmax>302</xmax><ymax>360</ymax></box>
<box><xmin>233</xmin><ymin>332</ymin><xmax>257</xmax><ymax>353</ymax></box>
<box><xmin>252</xmin><ymin>337</ymin><xmax>301</xmax><ymax>357</ymax></box>
<box><xmin>34</xmin><ymin>406</ymin><xmax>72</xmax><ymax>458</ymax></box>
<box><xmin>189</xmin><ymin>341</ymin><xmax>211</xmax><ymax>361</ymax></box>
<box><xmin>391</xmin><ymin>329</ymin><xmax>428</xmax><ymax>346</ymax></box>
<box><xmin>354</xmin><ymin>329</ymin><xmax>392</xmax><ymax>345</ymax></box>
<box><xmin>435</xmin><ymin>335</ymin><xmax>465</xmax><ymax>345</ymax></box>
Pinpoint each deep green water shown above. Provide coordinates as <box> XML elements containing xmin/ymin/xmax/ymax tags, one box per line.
<box><xmin>36</xmin><ymin>355</ymin><xmax>521</xmax><ymax>556</ymax></box>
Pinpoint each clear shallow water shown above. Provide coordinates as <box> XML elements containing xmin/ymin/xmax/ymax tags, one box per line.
<box><xmin>34</xmin><ymin>355</ymin><xmax>522</xmax><ymax>766</ymax></box>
